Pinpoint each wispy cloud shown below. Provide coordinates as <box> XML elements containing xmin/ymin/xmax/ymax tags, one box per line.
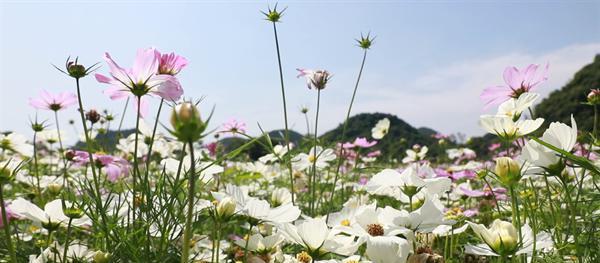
<box><xmin>346</xmin><ymin>43</ymin><xmax>600</xmax><ymax>137</ymax></box>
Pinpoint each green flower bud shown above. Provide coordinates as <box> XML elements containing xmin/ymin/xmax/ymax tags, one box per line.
<box><xmin>494</xmin><ymin>157</ymin><xmax>521</xmax><ymax>186</ymax></box>
<box><xmin>170</xmin><ymin>102</ymin><xmax>206</xmax><ymax>142</ymax></box>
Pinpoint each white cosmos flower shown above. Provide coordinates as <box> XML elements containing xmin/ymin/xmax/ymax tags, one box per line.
<box><xmin>292</xmin><ymin>146</ymin><xmax>336</xmax><ymax>171</ymax></box>
<box><xmin>393</xmin><ymin>195</ymin><xmax>451</xmax><ymax>233</ymax></box>
<box><xmin>365</xmin><ymin>235</ymin><xmax>411</xmax><ymax>263</ymax></box>
<box><xmin>36</xmin><ymin>129</ymin><xmax>68</xmax><ymax>145</ymax></box>
<box><xmin>371</xmin><ymin>118</ymin><xmax>390</xmax><ymax>140</ymax></box>
<box><xmin>479</xmin><ymin>115</ymin><xmax>544</xmax><ymax>139</ymax></box>
<box><xmin>520</xmin><ymin>115</ymin><xmax>578</xmax><ymax>169</ymax></box>
<box><xmin>280</xmin><ymin>217</ymin><xmax>360</xmax><ymax>256</ymax></box>
<box><xmin>497</xmin><ymin>92</ymin><xmax>539</xmax><ymax>119</ymax></box>
<box><xmin>259</xmin><ymin>143</ymin><xmax>292</xmax><ymax>163</ymax></box>
<box><xmin>402</xmin><ymin>146</ymin><xmax>428</xmax><ymax>163</ymax></box>
<box><xmin>243</xmin><ymin>199</ymin><xmax>301</xmax><ymax>224</ymax></box>
<box><xmin>0</xmin><ymin>133</ymin><xmax>33</xmax><ymax>157</ymax></box>
<box><xmin>466</xmin><ymin>220</ymin><xmax>553</xmax><ymax>257</ymax></box>
<box><xmin>335</xmin><ymin>205</ymin><xmax>413</xmax><ymax>244</ymax></box>
<box><xmin>432</xmin><ymin>224</ymin><xmax>469</xmax><ymax>237</ymax></box>
<box><xmin>271</xmin><ymin>187</ymin><xmax>293</xmax><ymax>207</ymax></box>
<box><xmin>212</xmin><ymin>184</ymin><xmax>253</xmax><ymax>213</ymax></box>
<box><xmin>9</xmin><ymin>198</ymin><xmax>91</xmax><ymax>228</ymax></box>
<box><xmin>366</xmin><ymin>167</ymin><xmax>451</xmax><ymax>203</ymax></box>
<box><xmin>234</xmin><ymin>233</ymin><xmax>285</xmax><ymax>254</ymax></box>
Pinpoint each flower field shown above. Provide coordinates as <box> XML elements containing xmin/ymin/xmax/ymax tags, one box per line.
<box><xmin>0</xmin><ymin>5</ymin><xmax>599</xmax><ymax>263</ymax></box>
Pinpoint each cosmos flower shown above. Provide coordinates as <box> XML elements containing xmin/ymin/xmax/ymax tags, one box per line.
<box><xmin>496</xmin><ymin>92</ymin><xmax>539</xmax><ymax>119</ymax></box>
<box><xmin>402</xmin><ymin>145</ymin><xmax>428</xmax><ymax>163</ymax></box>
<box><xmin>292</xmin><ymin>146</ymin><xmax>337</xmax><ymax>171</ymax></box>
<box><xmin>9</xmin><ymin>198</ymin><xmax>91</xmax><ymax>228</ymax></box>
<box><xmin>344</xmin><ymin>137</ymin><xmax>378</xmax><ymax>149</ymax></box>
<box><xmin>479</xmin><ymin>115</ymin><xmax>544</xmax><ymax>140</ymax></box>
<box><xmin>371</xmin><ymin>118</ymin><xmax>390</xmax><ymax>139</ymax></box>
<box><xmin>156</xmin><ymin>50</ymin><xmax>188</xmax><ymax>75</ymax></box>
<box><xmin>520</xmin><ymin>115</ymin><xmax>578</xmax><ymax>169</ymax></box>
<box><xmin>220</xmin><ymin>118</ymin><xmax>247</xmax><ymax>135</ymax></box>
<box><xmin>95</xmin><ymin>48</ymin><xmax>184</xmax><ymax>117</ymax></box>
<box><xmin>279</xmin><ymin>217</ymin><xmax>360</xmax><ymax>257</ymax></box>
<box><xmin>259</xmin><ymin>143</ymin><xmax>291</xmax><ymax>163</ymax></box>
<box><xmin>29</xmin><ymin>90</ymin><xmax>77</xmax><ymax>111</ymax></box>
<box><xmin>0</xmin><ymin>133</ymin><xmax>33</xmax><ymax>157</ymax></box>
<box><xmin>481</xmin><ymin>63</ymin><xmax>549</xmax><ymax>108</ymax></box>
<box><xmin>297</xmin><ymin>68</ymin><xmax>332</xmax><ymax>90</ymax></box>
<box><xmin>466</xmin><ymin>220</ymin><xmax>553</xmax><ymax>257</ymax></box>
<box><xmin>0</xmin><ymin>201</ymin><xmax>16</xmax><ymax>228</ymax></box>
<box><xmin>72</xmin><ymin>151</ymin><xmax>130</xmax><ymax>182</ymax></box>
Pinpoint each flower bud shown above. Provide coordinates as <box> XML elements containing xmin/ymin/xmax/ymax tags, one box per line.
<box><xmin>86</xmin><ymin>109</ymin><xmax>101</xmax><ymax>124</ymax></box>
<box><xmin>93</xmin><ymin>251</ymin><xmax>112</xmax><ymax>263</ymax></box>
<box><xmin>64</xmin><ymin>207</ymin><xmax>84</xmax><ymax>219</ymax></box>
<box><xmin>216</xmin><ymin>197</ymin><xmax>236</xmax><ymax>219</ymax></box>
<box><xmin>588</xmin><ymin>89</ymin><xmax>600</xmax><ymax>105</ymax></box>
<box><xmin>494</xmin><ymin>157</ymin><xmax>521</xmax><ymax>186</ymax></box>
<box><xmin>67</xmin><ymin>62</ymin><xmax>87</xmax><ymax>79</ymax></box>
<box><xmin>170</xmin><ymin>102</ymin><xmax>206</xmax><ymax>142</ymax></box>
<box><xmin>47</xmin><ymin>183</ymin><xmax>63</xmax><ymax>195</ymax></box>
<box><xmin>487</xmin><ymin>220</ymin><xmax>519</xmax><ymax>254</ymax></box>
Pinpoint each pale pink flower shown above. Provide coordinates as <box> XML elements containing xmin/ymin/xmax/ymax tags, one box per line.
<box><xmin>220</xmin><ymin>119</ymin><xmax>247</xmax><ymax>135</ymax></box>
<box><xmin>296</xmin><ymin>68</ymin><xmax>331</xmax><ymax>90</ymax></box>
<box><xmin>73</xmin><ymin>151</ymin><xmax>130</xmax><ymax>182</ymax></box>
<box><xmin>29</xmin><ymin>90</ymin><xmax>77</xmax><ymax>111</ymax></box>
<box><xmin>0</xmin><ymin>201</ymin><xmax>16</xmax><ymax>228</ymax></box>
<box><xmin>480</xmin><ymin>63</ymin><xmax>549</xmax><ymax>108</ymax></box>
<box><xmin>95</xmin><ymin>48</ymin><xmax>184</xmax><ymax>117</ymax></box>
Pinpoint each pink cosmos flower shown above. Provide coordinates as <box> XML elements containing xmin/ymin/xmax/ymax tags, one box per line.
<box><xmin>95</xmin><ymin>48</ymin><xmax>185</xmax><ymax>117</ymax></box>
<box><xmin>460</xmin><ymin>184</ymin><xmax>507</xmax><ymax>201</ymax></box>
<box><xmin>157</xmin><ymin>51</ymin><xmax>188</xmax><ymax>75</ymax></box>
<box><xmin>366</xmin><ymin>150</ymin><xmax>381</xmax><ymax>157</ymax></box>
<box><xmin>488</xmin><ymin>143</ymin><xmax>501</xmax><ymax>151</ymax></box>
<box><xmin>0</xmin><ymin>201</ymin><xmax>16</xmax><ymax>228</ymax></box>
<box><xmin>463</xmin><ymin>208</ymin><xmax>479</xmax><ymax>218</ymax></box>
<box><xmin>480</xmin><ymin>63</ymin><xmax>549</xmax><ymax>108</ymax></box>
<box><xmin>352</xmin><ymin>137</ymin><xmax>377</xmax><ymax>148</ymax></box>
<box><xmin>205</xmin><ymin>142</ymin><xmax>218</xmax><ymax>157</ymax></box>
<box><xmin>220</xmin><ymin>119</ymin><xmax>247</xmax><ymax>135</ymax></box>
<box><xmin>73</xmin><ymin>151</ymin><xmax>130</xmax><ymax>182</ymax></box>
<box><xmin>29</xmin><ymin>90</ymin><xmax>77</xmax><ymax>111</ymax></box>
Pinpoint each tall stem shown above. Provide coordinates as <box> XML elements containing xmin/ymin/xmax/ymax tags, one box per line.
<box><xmin>62</xmin><ymin>217</ymin><xmax>74</xmax><ymax>263</ymax></box>
<box><xmin>0</xmin><ymin>184</ymin><xmax>17</xmax><ymax>262</ymax></box>
<box><xmin>327</xmin><ymin>49</ymin><xmax>368</xmax><ymax>219</ymax></box>
<box><xmin>509</xmin><ymin>186</ymin><xmax>523</xmax><ymax>262</ymax></box>
<box><xmin>593</xmin><ymin>105</ymin><xmax>597</xmax><ymax>139</ymax></box>
<box><xmin>74</xmin><ymin>78</ymin><xmax>107</xmax><ymax>245</ymax></box>
<box><xmin>271</xmin><ymin>21</ymin><xmax>295</xmax><ymax>204</ymax></box>
<box><xmin>32</xmin><ymin>131</ymin><xmax>41</xmax><ymax>196</ymax></box>
<box><xmin>243</xmin><ymin>224</ymin><xmax>254</xmax><ymax>263</ymax></box>
<box><xmin>117</xmin><ymin>97</ymin><xmax>130</xmax><ymax>139</ymax></box>
<box><xmin>54</xmin><ymin>111</ymin><xmax>65</xmax><ymax>157</ymax></box>
<box><xmin>181</xmin><ymin>141</ymin><xmax>197</xmax><ymax>263</ymax></box>
<box><xmin>311</xmin><ymin>89</ymin><xmax>321</xmax><ymax>215</ymax></box>
<box><xmin>132</xmin><ymin>96</ymin><xmax>142</xmax><ymax>223</ymax></box>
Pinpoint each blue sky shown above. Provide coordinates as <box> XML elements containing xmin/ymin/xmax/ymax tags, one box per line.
<box><xmin>1</xmin><ymin>0</ymin><xmax>599</xmax><ymax>144</ymax></box>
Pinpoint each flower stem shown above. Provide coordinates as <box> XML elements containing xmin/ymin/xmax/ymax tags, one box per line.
<box><xmin>32</xmin><ymin>131</ymin><xmax>41</xmax><ymax>196</ymax></box>
<box><xmin>181</xmin><ymin>140</ymin><xmax>197</xmax><ymax>263</ymax></box>
<box><xmin>54</xmin><ymin>111</ymin><xmax>65</xmax><ymax>157</ymax></box>
<box><xmin>74</xmin><ymin>78</ymin><xmax>108</xmax><ymax>246</ymax></box>
<box><xmin>244</xmin><ymin>224</ymin><xmax>254</xmax><ymax>263</ymax></box>
<box><xmin>271</xmin><ymin>21</ymin><xmax>295</xmax><ymax>204</ymax></box>
<box><xmin>327</xmin><ymin>49</ymin><xmax>368</xmax><ymax>219</ymax></box>
<box><xmin>62</xmin><ymin>217</ymin><xmax>74</xmax><ymax>263</ymax></box>
<box><xmin>311</xmin><ymin>89</ymin><xmax>321</xmax><ymax>216</ymax></box>
<box><xmin>132</xmin><ymin>96</ymin><xmax>142</xmax><ymax>223</ymax></box>
<box><xmin>0</xmin><ymin>183</ymin><xmax>17</xmax><ymax>263</ymax></box>
<box><xmin>116</xmin><ymin>97</ymin><xmax>130</xmax><ymax>139</ymax></box>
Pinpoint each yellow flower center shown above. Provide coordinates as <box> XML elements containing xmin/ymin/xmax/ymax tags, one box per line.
<box><xmin>340</xmin><ymin>219</ymin><xmax>351</xmax><ymax>226</ymax></box>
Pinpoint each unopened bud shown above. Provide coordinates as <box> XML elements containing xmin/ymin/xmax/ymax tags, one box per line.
<box><xmin>494</xmin><ymin>157</ymin><xmax>521</xmax><ymax>186</ymax></box>
<box><xmin>170</xmin><ymin>102</ymin><xmax>206</xmax><ymax>142</ymax></box>
<box><xmin>216</xmin><ymin>197</ymin><xmax>236</xmax><ymax>219</ymax></box>
<box><xmin>588</xmin><ymin>89</ymin><xmax>600</xmax><ymax>105</ymax></box>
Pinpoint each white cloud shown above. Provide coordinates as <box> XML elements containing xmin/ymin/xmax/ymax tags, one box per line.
<box><xmin>348</xmin><ymin>43</ymin><xmax>600</xmax><ymax>137</ymax></box>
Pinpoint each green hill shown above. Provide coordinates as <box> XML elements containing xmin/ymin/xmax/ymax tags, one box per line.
<box><xmin>535</xmin><ymin>54</ymin><xmax>600</xmax><ymax>133</ymax></box>
<box><xmin>320</xmin><ymin>112</ymin><xmax>443</xmax><ymax>161</ymax></box>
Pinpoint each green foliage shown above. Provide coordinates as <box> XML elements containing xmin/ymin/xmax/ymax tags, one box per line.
<box><xmin>535</xmin><ymin>55</ymin><xmax>600</xmax><ymax>133</ymax></box>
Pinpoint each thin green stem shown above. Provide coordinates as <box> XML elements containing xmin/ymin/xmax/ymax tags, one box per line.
<box><xmin>311</xmin><ymin>89</ymin><xmax>321</xmax><ymax>216</ymax></box>
<box><xmin>117</xmin><ymin>97</ymin><xmax>130</xmax><ymax>139</ymax></box>
<box><xmin>62</xmin><ymin>217</ymin><xmax>74</xmax><ymax>263</ymax></box>
<box><xmin>74</xmin><ymin>78</ymin><xmax>108</xmax><ymax>247</ymax></box>
<box><xmin>244</xmin><ymin>224</ymin><xmax>254</xmax><ymax>263</ymax></box>
<box><xmin>132</xmin><ymin>96</ymin><xmax>142</xmax><ymax>223</ymax></box>
<box><xmin>32</xmin><ymin>131</ymin><xmax>41</xmax><ymax>196</ymax></box>
<box><xmin>271</xmin><ymin>21</ymin><xmax>295</xmax><ymax>204</ymax></box>
<box><xmin>0</xmin><ymin>184</ymin><xmax>17</xmax><ymax>262</ymax></box>
<box><xmin>181</xmin><ymin>140</ymin><xmax>197</xmax><ymax>263</ymax></box>
<box><xmin>327</xmin><ymin>49</ymin><xmax>368</xmax><ymax>220</ymax></box>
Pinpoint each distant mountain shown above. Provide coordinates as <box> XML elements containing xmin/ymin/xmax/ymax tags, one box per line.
<box><xmin>320</xmin><ymin>112</ymin><xmax>442</xmax><ymax>160</ymax></box>
<box><xmin>73</xmin><ymin>129</ymin><xmax>135</xmax><ymax>152</ymax></box>
<box><xmin>535</xmin><ymin>54</ymin><xmax>600</xmax><ymax>133</ymax></box>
